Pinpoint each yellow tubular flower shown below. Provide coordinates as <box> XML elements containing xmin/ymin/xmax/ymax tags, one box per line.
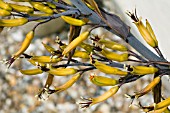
<box><xmin>0</xmin><ymin>9</ymin><xmax>11</xmax><ymax>16</ymax></box>
<box><xmin>99</xmin><ymin>39</ymin><xmax>127</xmax><ymax>51</ymax></box>
<box><xmin>47</xmin><ymin>68</ymin><xmax>77</xmax><ymax>76</ymax></box>
<box><xmin>61</xmin><ymin>16</ymin><xmax>87</xmax><ymax>26</ymax></box>
<box><xmin>73</xmin><ymin>50</ymin><xmax>89</xmax><ymax>59</ymax></box>
<box><xmin>89</xmin><ymin>73</ymin><xmax>118</xmax><ymax>86</ymax></box>
<box><xmin>79</xmin><ymin>42</ymin><xmax>93</xmax><ymax>54</ymax></box>
<box><xmin>91</xmin><ymin>86</ymin><xmax>119</xmax><ymax>106</ymax></box>
<box><xmin>48</xmin><ymin>73</ymin><xmax>81</xmax><ymax>94</ymax></box>
<box><xmin>20</xmin><ymin>68</ymin><xmax>43</xmax><ymax>75</ymax></box>
<box><xmin>134</xmin><ymin>18</ymin><xmax>158</xmax><ymax>47</ymax></box>
<box><xmin>11</xmin><ymin>0</ymin><xmax>30</xmax><ymax>2</ymax></box>
<box><xmin>31</xmin><ymin>56</ymin><xmax>62</xmax><ymax>63</ymax></box>
<box><xmin>0</xmin><ymin>18</ymin><xmax>28</xmax><ymax>27</ymax></box>
<box><xmin>29</xmin><ymin>13</ymin><xmax>52</xmax><ymax>17</ymax></box>
<box><xmin>80</xmin><ymin>86</ymin><xmax>119</xmax><ymax>108</ymax></box>
<box><xmin>149</xmin><ymin>107</ymin><xmax>168</xmax><ymax>113</ymax></box>
<box><xmin>128</xmin><ymin>11</ymin><xmax>158</xmax><ymax>48</ymax></box>
<box><xmin>154</xmin><ymin>97</ymin><xmax>170</xmax><ymax>110</ymax></box>
<box><xmin>85</xmin><ymin>2</ymin><xmax>95</xmax><ymax>10</ymax></box>
<box><xmin>62</xmin><ymin>31</ymin><xmax>90</xmax><ymax>55</ymax></box>
<box><xmin>146</xmin><ymin>19</ymin><xmax>158</xmax><ymax>47</ymax></box>
<box><xmin>27</xmin><ymin>59</ymin><xmax>46</xmax><ymax>67</ymax></box>
<box><xmin>42</xmin><ymin>42</ymin><xmax>55</xmax><ymax>53</ymax></box>
<box><xmin>92</xmin><ymin>60</ymin><xmax>128</xmax><ymax>76</ymax></box>
<box><xmin>101</xmin><ymin>49</ymin><xmax>129</xmax><ymax>62</ymax></box>
<box><xmin>129</xmin><ymin>65</ymin><xmax>158</xmax><ymax>75</ymax></box>
<box><xmin>30</xmin><ymin>2</ymin><xmax>53</xmax><ymax>14</ymax></box>
<box><xmin>7</xmin><ymin>31</ymin><xmax>34</xmax><ymax>68</ymax></box>
<box><xmin>42</xmin><ymin>42</ymin><xmax>61</xmax><ymax>56</ymax></box>
<box><xmin>164</xmin><ymin>108</ymin><xmax>170</xmax><ymax>113</ymax></box>
<box><xmin>13</xmin><ymin>31</ymin><xmax>34</xmax><ymax>59</ymax></box>
<box><xmin>9</xmin><ymin>4</ymin><xmax>34</xmax><ymax>13</ymax></box>
<box><xmin>135</xmin><ymin>76</ymin><xmax>161</xmax><ymax>98</ymax></box>
<box><xmin>0</xmin><ymin>0</ymin><xmax>12</xmax><ymax>11</ymax></box>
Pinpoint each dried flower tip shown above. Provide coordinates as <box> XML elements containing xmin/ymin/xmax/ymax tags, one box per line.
<box><xmin>0</xmin><ymin>59</ymin><xmax>9</xmax><ymax>64</ymax></box>
<box><xmin>80</xmin><ymin>86</ymin><xmax>120</xmax><ymax>107</ymax></box>
<box><xmin>79</xmin><ymin>98</ymin><xmax>93</xmax><ymax>108</ymax></box>
<box><xmin>124</xmin><ymin>94</ymin><xmax>132</xmax><ymax>98</ymax></box>
<box><xmin>45</xmin><ymin>88</ymin><xmax>57</xmax><ymax>94</ymax></box>
<box><xmin>126</xmin><ymin>9</ymin><xmax>139</xmax><ymax>22</ymax></box>
<box><xmin>35</xmin><ymin>88</ymin><xmax>51</xmax><ymax>101</ymax></box>
<box><xmin>6</xmin><ymin>57</ymin><xmax>15</xmax><ymax>68</ymax></box>
<box><xmin>89</xmin><ymin>73</ymin><xmax>118</xmax><ymax>86</ymax></box>
<box><xmin>55</xmin><ymin>36</ymin><xmax>65</xmax><ymax>46</ymax></box>
<box><xmin>124</xmin><ymin>94</ymin><xmax>135</xmax><ymax>106</ymax></box>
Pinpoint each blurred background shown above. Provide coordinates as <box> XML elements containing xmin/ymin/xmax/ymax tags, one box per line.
<box><xmin>0</xmin><ymin>0</ymin><xmax>170</xmax><ymax>113</ymax></box>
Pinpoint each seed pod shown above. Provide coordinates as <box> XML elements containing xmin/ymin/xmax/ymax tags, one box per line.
<box><xmin>92</xmin><ymin>60</ymin><xmax>128</xmax><ymax>76</ymax></box>
<box><xmin>9</xmin><ymin>3</ymin><xmax>34</xmax><ymax>13</ymax></box>
<box><xmin>47</xmin><ymin>68</ymin><xmax>77</xmax><ymax>76</ymax></box>
<box><xmin>49</xmin><ymin>73</ymin><xmax>81</xmax><ymax>93</ymax></box>
<box><xmin>89</xmin><ymin>73</ymin><xmax>118</xmax><ymax>86</ymax></box>
<box><xmin>62</xmin><ymin>31</ymin><xmax>90</xmax><ymax>55</ymax></box>
<box><xmin>0</xmin><ymin>18</ymin><xmax>28</xmax><ymax>27</ymax></box>
<box><xmin>99</xmin><ymin>39</ymin><xmax>127</xmax><ymax>51</ymax></box>
<box><xmin>73</xmin><ymin>50</ymin><xmax>89</xmax><ymax>59</ymax></box>
<box><xmin>31</xmin><ymin>56</ymin><xmax>62</xmax><ymax>63</ymax></box>
<box><xmin>129</xmin><ymin>65</ymin><xmax>158</xmax><ymax>75</ymax></box>
<box><xmin>61</xmin><ymin>16</ymin><xmax>86</xmax><ymax>26</ymax></box>
<box><xmin>135</xmin><ymin>76</ymin><xmax>161</xmax><ymax>98</ymax></box>
<box><xmin>20</xmin><ymin>68</ymin><xmax>43</xmax><ymax>75</ymax></box>
<box><xmin>0</xmin><ymin>9</ymin><xmax>11</xmax><ymax>16</ymax></box>
<box><xmin>101</xmin><ymin>49</ymin><xmax>129</xmax><ymax>62</ymax></box>
<box><xmin>30</xmin><ymin>2</ymin><xmax>53</xmax><ymax>14</ymax></box>
<box><xmin>0</xmin><ymin>0</ymin><xmax>12</xmax><ymax>11</ymax></box>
